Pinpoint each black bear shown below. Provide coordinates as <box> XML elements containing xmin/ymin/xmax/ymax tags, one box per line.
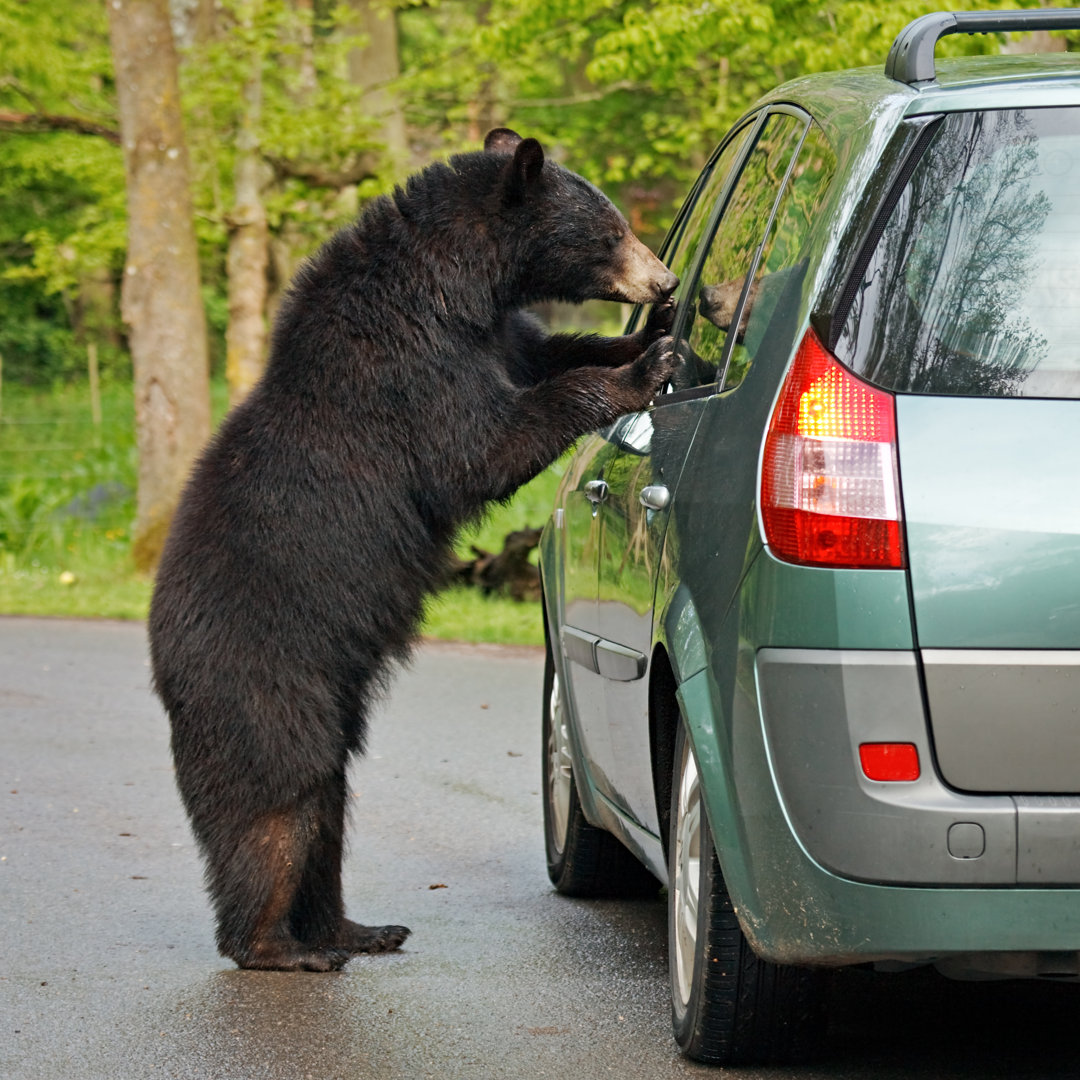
<box><xmin>149</xmin><ymin>128</ymin><xmax>677</xmax><ymax>972</ymax></box>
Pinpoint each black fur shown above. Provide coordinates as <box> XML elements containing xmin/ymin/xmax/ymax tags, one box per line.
<box><xmin>149</xmin><ymin>130</ymin><xmax>677</xmax><ymax>971</ymax></box>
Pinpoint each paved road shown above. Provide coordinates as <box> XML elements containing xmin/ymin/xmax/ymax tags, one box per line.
<box><xmin>2</xmin><ymin>616</ymin><xmax>1079</xmax><ymax>1080</ymax></box>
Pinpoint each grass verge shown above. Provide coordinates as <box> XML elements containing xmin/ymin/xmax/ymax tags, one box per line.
<box><xmin>0</xmin><ymin>379</ymin><xmax>556</xmax><ymax>646</ymax></box>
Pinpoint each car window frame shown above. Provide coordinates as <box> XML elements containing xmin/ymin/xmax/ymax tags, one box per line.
<box><xmin>664</xmin><ymin>104</ymin><xmax>813</xmax><ymax>405</ymax></box>
<box><xmin>619</xmin><ymin>113</ymin><xmax>764</xmax><ymax>349</ymax></box>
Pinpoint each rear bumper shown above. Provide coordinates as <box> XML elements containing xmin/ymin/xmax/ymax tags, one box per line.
<box><xmin>758</xmin><ymin>647</ymin><xmax>1080</xmax><ymax>887</ymax></box>
<box><xmin>678</xmin><ymin>662</ymin><xmax>1080</xmax><ymax>968</ymax></box>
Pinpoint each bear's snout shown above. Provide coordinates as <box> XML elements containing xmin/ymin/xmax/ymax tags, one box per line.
<box><xmin>608</xmin><ymin>232</ymin><xmax>678</xmax><ymax>305</ymax></box>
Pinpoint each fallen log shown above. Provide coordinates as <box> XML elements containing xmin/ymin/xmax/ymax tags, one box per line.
<box><xmin>450</xmin><ymin>526</ymin><xmax>542</xmax><ymax>601</ymax></box>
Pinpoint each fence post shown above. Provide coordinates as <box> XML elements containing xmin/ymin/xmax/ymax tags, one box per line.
<box><xmin>87</xmin><ymin>342</ymin><xmax>101</xmax><ymax>443</ymax></box>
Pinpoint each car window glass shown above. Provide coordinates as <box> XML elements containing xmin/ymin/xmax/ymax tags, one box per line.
<box><xmin>721</xmin><ymin>122</ymin><xmax>837</xmax><ymax>391</ymax></box>
<box><xmin>676</xmin><ymin>112</ymin><xmax>806</xmax><ymax>392</ymax></box>
<box><xmin>837</xmin><ymin>107</ymin><xmax>1080</xmax><ymax>398</ymax></box>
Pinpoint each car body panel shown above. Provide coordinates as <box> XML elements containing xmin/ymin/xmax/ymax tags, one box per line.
<box><xmin>908</xmin><ymin>55</ymin><xmax>1080</xmax><ymax>114</ymax></box>
<box><xmin>596</xmin><ymin>399</ymin><xmax>706</xmax><ymax>834</ymax></box>
<box><xmin>757</xmin><ymin>647</ymin><xmax>1017</xmax><ymax>885</ymax></box>
<box><xmin>923</xmin><ymin>651</ymin><xmax>1080</xmax><ymax>795</ymax></box>
<box><xmin>555</xmin><ymin>433</ymin><xmax>624</xmax><ymax>805</ymax></box>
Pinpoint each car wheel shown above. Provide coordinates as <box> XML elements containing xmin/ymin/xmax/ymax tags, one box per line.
<box><xmin>668</xmin><ymin>720</ymin><xmax>826</xmax><ymax>1064</ymax></box>
<box><xmin>542</xmin><ymin>643</ymin><xmax>658</xmax><ymax>898</ymax></box>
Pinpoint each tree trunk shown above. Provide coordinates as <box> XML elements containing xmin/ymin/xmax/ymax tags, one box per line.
<box><xmin>107</xmin><ymin>0</ymin><xmax>211</xmax><ymax>573</ymax></box>
<box><xmin>225</xmin><ymin>2</ymin><xmax>270</xmax><ymax>408</ymax></box>
<box><xmin>171</xmin><ymin>0</ymin><xmax>217</xmax><ymax>49</ymax></box>
<box><xmin>345</xmin><ymin>0</ymin><xmax>407</xmax><ymax>162</ymax></box>
<box><xmin>291</xmin><ymin>0</ymin><xmax>318</xmax><ymax>100</ymax></box>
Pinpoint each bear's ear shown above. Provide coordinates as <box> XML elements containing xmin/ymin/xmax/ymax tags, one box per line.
<box><xmin>484</xmin><ymin>128</ymin><xmax>523</xmax><ymax>154</ymax></box>
<box><xmin>503</xmin><ymin>137</ymin><xmax>545</xmax><ymax>203</ymax></box>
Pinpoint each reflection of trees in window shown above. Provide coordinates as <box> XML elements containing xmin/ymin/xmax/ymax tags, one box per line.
<box><xmin>683</xmin><ymin>114</ymin><xmax>805</xmax><ymax>384</ymax></box>
<box><xmin>722</xmin><ymin>124</ymin><xmax>837</xmax><ymax>391</ymax></box>
<box><xmin>841</xmin><ymin>110</ymin><xmax>1051</xmax><ymax>397</ymax></box>
<box><xmin>665</xmin><ymin>125</ymin><xmax>754</xmax><ymax>305</ymax></box>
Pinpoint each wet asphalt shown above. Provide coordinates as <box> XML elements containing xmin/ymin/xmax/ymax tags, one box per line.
<box><xmin>3</xmin><ymin>616</ymin><xmax>1080</xmax><ymax>1080</ymax></box>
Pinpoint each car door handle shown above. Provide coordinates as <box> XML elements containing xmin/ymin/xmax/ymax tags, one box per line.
<box><xmin>639</xmin><ymin>484</ymin><xmax>670</xmax><ymax>511</ymax></box>
<box><xmin>584</xmin><ymin>479</ymin><xmax>609</xmax><ymax>504</ymax></box>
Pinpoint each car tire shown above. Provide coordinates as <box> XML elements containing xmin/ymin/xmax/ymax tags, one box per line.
<box><xmin>542</xmin><ymin>643</ymin><xmax>658</xmax><ymax>898</ymax></box>
<box><xmin>668</xmin><ymin>720</ymin><xmax>826</xmax><ymax>1064</ymax></box>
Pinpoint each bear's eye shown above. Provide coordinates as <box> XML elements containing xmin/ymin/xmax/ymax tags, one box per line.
<box><xmin>603</xmin><ymin>233</ymin><xmax>622</xmax><ymax>252</ymax></box>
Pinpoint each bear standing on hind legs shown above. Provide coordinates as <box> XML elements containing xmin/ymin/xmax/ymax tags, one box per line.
<box><xmin>149</xmin><ymin>128</ymin><xmax>679</xmax><ymax>972</ymax></box>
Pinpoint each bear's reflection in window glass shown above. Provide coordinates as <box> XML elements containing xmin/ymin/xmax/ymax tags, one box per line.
<box><xmin>684</xmin><ymin>119</ymin><xmax>836</xmax><ymax>394</ymax></box>
<box><xmin>671</xmin><ymin>114</ymin><xmax>804</xmax><ymax>392</ymax></box>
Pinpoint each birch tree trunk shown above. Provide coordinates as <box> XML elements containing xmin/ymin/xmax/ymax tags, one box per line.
<box><xmin>346</xmin><ymin>0</ymin><xmax>407</xmax><ymax>162</ymax></box>
<box><xmin>225</xmin><ymin>1</ymin><xmax>270</xmax><ymax>408</ymax></box>
<box><xmin>107</xmin><ymin>0</ymin><xmax>211</xmax><ymax>573</ymax></box>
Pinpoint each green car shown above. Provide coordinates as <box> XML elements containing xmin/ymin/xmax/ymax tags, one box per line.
<box><xmin>538</xmin><ymin>9</ymin><xmax>1080</xmax><ymax>1066</ymax></box>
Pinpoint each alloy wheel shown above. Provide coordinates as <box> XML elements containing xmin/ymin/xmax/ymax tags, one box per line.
<box><xmin>672</xmin><ymin>736</ymin><xmax>702</xmax><ymax>1010</ymax></box>
<box><xmin>546</xmin><ymin>669</ymin><xmax>573</xmax><ymax>854</ymax></box>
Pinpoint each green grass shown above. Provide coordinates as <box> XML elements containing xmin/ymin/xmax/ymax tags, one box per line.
<box><xmin>0</xmin><ymin>379</ymin><xmax>558</xmax><ymax>645</ymax></box>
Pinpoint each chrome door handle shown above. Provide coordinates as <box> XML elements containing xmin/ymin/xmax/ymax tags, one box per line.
<box><xmin>639</xmin><ymin>485</ymin><xmax>670</xmax><ymax>511</ymax></box>
<box><xmin>584</xmin><ymin>479</ymin><xmax>609</xmax><ymax>504</ymax></box>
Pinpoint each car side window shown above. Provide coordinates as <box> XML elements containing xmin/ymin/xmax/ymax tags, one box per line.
<box><xmin>677</xmin><ymin>112</ymin><xmax>807</xmax><ymax>391</ymax></box>
<box><xmin>662</xmin><ymin>122</ymin><xmax>756</xmax><ymax>308</ymax></box>
<box><xmin>720</xmin><ymin>122</ymin><xmax>837</xmax><ymax>391</ymax></box>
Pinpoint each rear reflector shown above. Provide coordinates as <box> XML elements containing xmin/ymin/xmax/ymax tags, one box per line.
<box><xmin>761</xmin><ymin>328</ymin><xmax>905</xmax><ymax>569</ymax></box>
<box><xmin>859</xmin><ymin>742</ymin><xmax>920</xmax><ymax>782</ymax></box>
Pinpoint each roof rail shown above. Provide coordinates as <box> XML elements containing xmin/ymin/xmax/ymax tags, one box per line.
<box><xmin>885</xmin><ymin>8</ymin><xmax>1080</xmax><ymax>86</ymax></box>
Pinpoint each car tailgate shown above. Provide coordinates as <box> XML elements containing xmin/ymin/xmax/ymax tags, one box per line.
<box><xmin>896</xmin><ymin>395</ymin><xmax>1080</xmax><ymax>792</ymax></box>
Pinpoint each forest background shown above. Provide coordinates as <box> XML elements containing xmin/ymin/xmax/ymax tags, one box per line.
<box><xmin>0</xmin><ymin>0</ymin><xmax>1073</xmax><ymax>643</ymax></box>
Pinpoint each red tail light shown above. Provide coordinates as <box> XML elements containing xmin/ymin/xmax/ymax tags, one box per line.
<box><xmin>761</xmin><ymin>329</ymin><xmax>905</xmax><ymax>569</ymax></box>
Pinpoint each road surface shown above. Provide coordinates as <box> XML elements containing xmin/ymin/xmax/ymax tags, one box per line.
<box><xmin>2</xmin><ymin>616</ymin><xmax>1078</xmax><ymax>1079</ymax></box>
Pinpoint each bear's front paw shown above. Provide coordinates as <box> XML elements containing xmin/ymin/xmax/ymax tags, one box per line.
<box><xmin>630</xmin><ymin>334</ymin><xmax>679</xmax><ymax>396</ymax></box>
<box><xmin>642</xmin><ymin>295</ymin><xmax>676</xmax><ymax>343</ymax></box>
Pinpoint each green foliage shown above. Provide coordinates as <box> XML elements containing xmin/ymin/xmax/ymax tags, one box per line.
<box><xmin>0</xmin><ymin>2</ymin><xmax>123</xmax><ymax>314</ymax></box>
<box><xmin>181</xmin><ymin>0</ymin><xmax>394</xmax><ymax>280</ymax></box>
<box><xmin>0</xmin><ymin>380</ymin><xmax>138</xmax><ymax>617</ymax></box>
<box><xmin>400</xmin><ymin>0</ymin><xmax>1059</xmax><ymax>243</ymax></box>
<box><xmin>0</xmin><ymin>0</ymin><xmax>1074</xmax><ymax>624</ymax></box>
<box><xmin>0</xmin><ymin>0</ymin><xmax>1068</xmax><ymax>386</ymax></box>
<box><xmin>0</xmin><ymin>0</ymin><xmax>113</xmax><ymax>114</ymax></box>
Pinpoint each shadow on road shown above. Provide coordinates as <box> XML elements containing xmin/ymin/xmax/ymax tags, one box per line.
<box><xmin>820</xmin><ymin>966</ymin><xmax>1079</xmax><ymax>1078</ymax></box>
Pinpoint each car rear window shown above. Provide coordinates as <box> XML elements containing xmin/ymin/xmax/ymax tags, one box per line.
<box><xmin>836</xmin><ymin>107</ymin><xmax>1080</xmax><ymax>398</ymax></box>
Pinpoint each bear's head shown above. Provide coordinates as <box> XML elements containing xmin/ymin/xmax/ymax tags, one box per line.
<box><xmin>482</xmin><ymin>128</ymin><xmax>678</xmax><ymax>307</ymax></box>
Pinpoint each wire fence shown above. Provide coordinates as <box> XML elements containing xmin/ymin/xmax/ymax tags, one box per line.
<box><xmin>0</xmin><ymin>378</ymin><xmax>137</xmax><ymax>559</ymax></box>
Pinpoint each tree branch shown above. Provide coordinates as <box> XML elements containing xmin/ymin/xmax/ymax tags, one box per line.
<box><xmin>0</xmin><ymin>109</ymin><xmax>121</xmax><ymax>145</ymax></box>
<box><xmin>509</xmin><ymin>80</ymin><xmax>644</xmax><ymax>108</ymax></box>
<box><xmin>265</xmin><ymin>152</ymin><xmax>379</xmax><ymax>189</ymax></box>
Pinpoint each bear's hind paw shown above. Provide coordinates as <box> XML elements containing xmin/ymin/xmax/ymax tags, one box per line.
<box><xmin>337</xmin><ymin>919</ymin><xmax>411</xmax><ymax>955</ymax></box>
<box><xmin>236</xmin><ymin>940</ymin><xmax>351</xmax><ymax>972</ymax></box>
